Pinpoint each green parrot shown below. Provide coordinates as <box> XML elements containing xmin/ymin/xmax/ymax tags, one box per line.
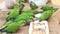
<box><xmin>3</xmin><ymin>20</ymin><xmax>26</xmax><ymax>32</ymax></box>
<box><xmin>6</xmin><ymin>0</ymin><xmax>24</xmax><ymax>21</ymax></box>
<box><xmin>39</xmin><ymin>10</ymin><xmax>57</xmax><ymax>20</ymax></box>
<box><xmin>4</xmin><ymin>22</ymin><xmax>21</xmax><ymax>32</ymax></box>
<box><xmin>39</xmin><ymin>5</ymin><xmax>58</xmax><ymax>20</ymax></box>
<box><xmin>7</xmin><ymin>5</ymin><xmax>19</xmax><ymax>20</ymax></box>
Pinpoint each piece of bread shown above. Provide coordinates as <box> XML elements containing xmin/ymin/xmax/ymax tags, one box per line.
<box><xmin>29</xmin><ymin>20</ymin><xmax>49</xmax><ymax>34</ymax></box>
